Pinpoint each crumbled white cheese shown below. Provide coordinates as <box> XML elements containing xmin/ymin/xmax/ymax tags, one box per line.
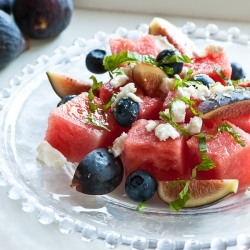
<box><xmin>155</xmin><ymin>35</ymin><xmax>175</xmax><ymax>53</ymax></box>
<box><xmin>171</xmin><ymin>100</ymin><xmax>186</xmax><ymax>123</ymax></box>
<box><xmin>111</xmin><ymin>82</ymin><xmax>142</xmax><ymax>109</ymax></box>
<box><xmin>177</xmin><ymin>87</ymin><xmax>191</xmax><ymax>99</ymax></box>
<box><xmin>184</xmin><ymin>116</ymin><xmax>203</xmax><ymax>135</ymax></box>
<box><xmin>109</xmin><ymin>132</ymin><xmax>127</xmax><ymax>157</ymax></box>
<box><xmin>155</xmin><ymin>123</ymin><xmax>180</xmax><ymax>141</ymax></box>
<box><xmin>210</xmin><ymin>82</ymin><xmax>234</xmax><ymax>94</ymax></box>
<box><xmin>145</xmin><ymin>120</ymin><xmax>158</xmax><ymax>132</ymax></box>
<box><xmin>110</xmin><ymin>74</ymin><xmax>129</xmax><ymax>88</ymax></box>
<box><xmin>36</xmin><ymin>141</ymin><xmax>66</xmax><ymax>169</ymax></box>
<box><xmin>160</xmin><ymin>77</ymin><xmax>175</xmax><ymax>93</ymax></box>
<box><xmin>196</xmin><ymin>84</ymin><xmax>210</xmax><ymax>100</ymax></box>
<box><xmin>205</xmin><ymin>44</ymin><xmax>224</xmax><ymax>58</ymax></box>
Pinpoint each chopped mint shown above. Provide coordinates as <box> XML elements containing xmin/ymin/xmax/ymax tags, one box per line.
<box><xmin>88</xmin><ymin>76</ymin><xmax>103</xmax><ymax>112</ymax></box>
<box><xmin>158</xmin><ymin>54</ymin><xmax>191</xmax><ymax>65</ymax></box>
<box><xmin>192</xmin><ymin>133</ymin><xmax>215</xmax><ymax>179</ymax></box>
<box><xmin>218</xmin><ymin>122</ymin><xmax>246</xmax><ymax>147</ymax></box>
<box><xmin>103</xmin><ymin>51</ymin><xmax>156</xmax><ymax>72</ymax></box>
<box><xmin>173</xmin><ymin>69</ymin><xmax>203</xmax><ymax>90</ymax></box>
<box><xmin>168</xmin><ymin>180</ymin><xmax>191</xmax><ymax>211</ymax></box>
<box><xmin>102</xmin><ymin>94</ymin><xmax>116</xmax><ymax>113</ymax></box>
<box><xmin>86</xmin><ymin>113</ymin><xmax>110</xmax><ymax>131</ymax></box>
<box><xmin>159</xmin><ymin>111</ymin><xmax>190</xmax><ymax>138</ymax></box>
<box><xmin>136</xmin><ymin>201</ymin><xmax>148</xmax><ymax>214</ymax></box>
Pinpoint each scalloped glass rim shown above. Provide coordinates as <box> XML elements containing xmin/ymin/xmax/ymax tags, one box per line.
<box><xmin>1</xmin><ymin>21</ymin><xmax>250</xmax><ymax>250</ymax></box>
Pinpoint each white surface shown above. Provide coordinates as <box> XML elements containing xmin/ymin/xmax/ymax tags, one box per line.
<box><xmin>0</xmin><ymin>8</ymin><xmax>247</xmax><ymax>250</ymax></box>
<box><xmin>73</xmin><ymin>0</ymin><xmax>250</xmax><ymax>22</ymax></box>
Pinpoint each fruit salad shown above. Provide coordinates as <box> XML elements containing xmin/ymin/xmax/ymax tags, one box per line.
<box><xmin>37</xmin><ymin>17</ymin><xmax>250</xmax><ymax>211</ymax></box>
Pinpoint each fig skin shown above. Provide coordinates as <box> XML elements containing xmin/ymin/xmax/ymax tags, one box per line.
<box><xmin>0</xmin><ymin>10</ymin><xmax>28</xmax><ymax>68</ymax></box>
<box><xmin>0</xmin><ymin>0</ymin><xmax>13</xmax><ymax>14</ymax></box>
<box><xmin>12</xmin><ymin>0</ymin><xmax>73</xmax><ymax>39</ymax></box>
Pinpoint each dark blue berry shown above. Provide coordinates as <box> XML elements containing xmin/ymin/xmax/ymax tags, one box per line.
<box><xmin>57</xmin><ymin>95</ymin><xmax>76</xmax><ymax>107</ymax></box>
<box><xmin>230</xmin><ymin>62</ymin><xmax>246</xmax><ymax>80</ymax></box>
<box><xmin>0</xmin><ymin>0</ymin><xmax>13</xmax><ymax>14</ymax></box>
<box><xmin>71</xmin><ymin>148</ymin><xmax>123</xmax><ymax>195</ymax></box>
<box><xmin>192</xmin><ymin>74</ymin><xmax>215</xmax><ymax>88</ymax></box>
<box><xmin>156</xmin><ymin>49</ymin><xmax>183</xmax><ymax>77</ymax></box>
<box><xmin>86</xmin><ymin>49</ymin><xmax>107</xmax><ymax>74</ymax></box>
<box><xmin>125</xmin><ymin>170</ymin><xmax>157</xmax><ymax>202</ymax></box>
<box><xmin>113</xmin><ymin>97</ymin><xmax>140</xmax><ymax>127</ymax></box>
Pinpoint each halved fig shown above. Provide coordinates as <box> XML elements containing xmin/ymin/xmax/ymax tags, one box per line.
<box><xmin>46</xmin><ymin>70</ymin><xmax>94</xmax><ymax>98</ymax></box>
<box><xmin>132</xmin><ymin>62</ymin><xmax>167</xmax><ymax>97</ymax></box>
<box><xmin>149</xmin><ymin>17</ymin><xmax>198</xmax><ymax>58</ymax></box>
<box><xmin>198</xmin><ymin>89</ymin><xmax>250</xmax><ymax>119</ymax></box>
<box><xmin>157</xmin><ymin>179</ymin><xmax>238</xmax><ymax>208</ymax></box>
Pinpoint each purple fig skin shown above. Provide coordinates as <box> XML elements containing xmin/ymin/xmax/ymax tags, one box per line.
<box><xmin>12</xmin><ymin>0</ymin><xmax>73</xmax><ymax>39</ymax></box>
<box><xmin>0</xmin><ymin>10</ymin><xmax>28</xmax><ymax>68</ymax></box>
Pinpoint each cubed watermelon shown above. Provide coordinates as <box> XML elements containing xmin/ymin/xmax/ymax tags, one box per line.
<box><xmin>187</xmin><ymin>121</ymin><xmax>250</xmax><ymax>191</ymax></box>
<box><xmin>121</xmin><ymin>119</ymin><xmax>189</xmax><ymax>181</ymax></box>
<box><xmin>45</xmin><ymin>92</ymin><xmax>125</xmax><ymax>163</ymax></box>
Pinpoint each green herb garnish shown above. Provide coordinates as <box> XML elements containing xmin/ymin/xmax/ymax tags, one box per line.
<box><xmin>218</xmin><ymin>122</ymin><xmax>246</xmax><ymax>147</ymax></box>
<box><xmin>168</xmin><ymin>180</ymin><xmax>191</xmax><ymax>211</ymax></box>
<box><xmin>158</xmin><ymin>54</ymin><xmax>191</xmax><ymax>65</ymax></box>
<box><xmin>102</xmin><ymin>94</ymin><xmax>116</xmax><ymax>113</ymax></box>
<box><xmin>88</xmin><ymin>76</ymin><xmax>103</xmax><ymax>112</ymax></box>
<box><xmin>213</xmin><ymin>67</ymin><xmax>234</xmax><ymax>86</ymax></box>
<box><xmin>86</xmin><ymin>113</ymin><xmax>110</xmax><ymax>131</ymax></box>
<box><xmin>159</xmin><ymin>111</ymin><xmax>190</xmax><ymax>138</ymax></box>
<box><xmin>192</xmin><ymin>133</ymin><xmax>215</xmax><ymax>179</ymax></box>
<box><xmin>136</xmin><ymin>201</ymin><xmax>148</xmax><ymax>214</ymax></box>
<box><xmin>103</xmin><ymin>51</ymin><xmax>156</xmax><ymax>72</ymax></box>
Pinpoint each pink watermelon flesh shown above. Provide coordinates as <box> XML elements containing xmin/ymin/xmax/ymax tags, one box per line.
<box><xmin>138</xmin><ymin>96</ymin><xmax>163</xmax><ymax>120</ymax></box>
<box><xmin>109</xmin><ymin>34</ymin><xmax>159</xmax><ymax>57</ymax></box>
<box><xmin>227</xmin><ymin>114</ymin><xmax>250</xmax><ymax>134</ymax></box>
<box><xmin>45</xmin><ymin>92</ymin><xmax>125</xmax><ymax>163</ymax></box>
<box><xmin>121</xmin><ymin>119</ymin><xmax>189</xmax><ymax>181</ymax></box>
<box><xmin>185</xmin><ymin>50</ymin><xmax>232</xmax><ymax>84</ymax></box>
<box><xmin>187</xmin><ymin>121</ymin><xmax>250</xmax><ymax>191</ymax></box>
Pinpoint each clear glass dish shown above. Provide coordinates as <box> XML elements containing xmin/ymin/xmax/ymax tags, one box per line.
<box><xmin>1</xmin><ymin>22</ymin><xmax>250</xmax><ymax>250</ymax></box>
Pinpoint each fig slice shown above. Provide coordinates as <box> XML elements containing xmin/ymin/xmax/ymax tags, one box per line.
<box><xmin>46</xmin><ymin>71</ymin><xmax>94</xmax><ymax>99</ymax></box>
<box><xmin>149</xmin><ymin>17</ymin><xmax>198</xmax><ymax>58</ymax></box>
<box><xmin>132</xmin><ymin>62</ymin><xmax>167</xmax><ymax>97</ymax></box>
<box><xmin>198</xmin><ymin>89</ymin><xmax>250</xmax><ymax>119</ymax></box>
<box><xmin>157</xmin><ymin>179</ymin><xmax>238</xmax><ymax>208</ymax></box>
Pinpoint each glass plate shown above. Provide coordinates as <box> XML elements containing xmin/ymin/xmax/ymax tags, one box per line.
<box><xmin>1</xmin><ymin>22</ymin><xmax>250</xmax><ymax>250</ymax></box>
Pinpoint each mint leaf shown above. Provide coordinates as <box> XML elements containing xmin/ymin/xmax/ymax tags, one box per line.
<box><xmin>136</xmin><ymin>201</ymin><xmax>148</xmax><ymax>214</ymax></box>
<box><xmin>218</xmin><ymin>122</ymin><xmax>246</xmax><ymax>147</ymax></box>
<box><xmin>158</xmin><ymin>54</ymin><xmax>191</xmax><ymax>65</ymax></box>
<box><xmin>168</xmin><ymin>180</ymin><xmax>191</xmax><ymax>211</ymax></box>
<box><xmin>192</xmin><ymin>133</ymin><xmax>215</xmax><ymax>179</ymax></box>
<box><xmin>103</xmin><ymin>51</ymin><xmax>156</xmax><ymax>72</ymax></box>
<box><xmin>88</xmin><ymin>76</ymin><xmax>103</xmax><ymax>112</ymax></box>
<box><xmin>86</xmin><ymin>114</ymin><xmax>110</xmax><ymax>131</ymax></box>
<box><xmin>159</xmin><ymin>111</ymin><xmax>190</xmax><ymax>138</ymax></box>
<box><xmin>102</xmin><ymin>94</ymin><xmax>116</xmax><ymax>113</ymax></box>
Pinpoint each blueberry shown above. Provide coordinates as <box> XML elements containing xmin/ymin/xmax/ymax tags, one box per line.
<box><xmin>125</xmin><ymin>170</ymin><xmax>157</xmax><ymax>202</ymax></box>
<box><xmin>86</xmin><ymin>49</ymin><xmax>107</xmax><ymax>74</ymax></box>
<box><xmin>156</xmin><ymin>48</ymin><xmax>183</xmax><ymax>77</ymax></box>
<box><xmin>230</xmin><ymin>62</ymin><xmax>246</xmax><ymax>80</ymax></box>
<box><xmin>57</xmin><ymin>95</ymin><xmax>76</xmax><ymax>107</ymax></box>
<box><xmin>192</xmin><ymin>74</ymin><xmax>215</xmax><ymax>88</ymax></box>
<box><xmin>71</xmin><ymin>148</ymin><xmax>123</xmax><ymax>195</ymax></box>
<box><xmin>113</xmin><ymin>97</ymin><xmax>140</xmax><ymax>127</ymax></box>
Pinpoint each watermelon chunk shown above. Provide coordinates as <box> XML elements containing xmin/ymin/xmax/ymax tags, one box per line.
<box><xmin>109</xmin><ymin>34</ymin><xmax>159</xmax><ymax>57</ymax></box>
<box><xmin>138</xmin><ymin>96</ymin><xmax>163</xmax><ymax>120</ymax></box>
<box><xmin>121</xmin><ymin>119</ymin><xmax>189</xmax><ymax>181</ymax></box>
<box><xmin>45</xmin><ymin>92</ymin><xmax>125</xmax><ymax>163</ymax></box>
<box><xmin>227</xmin><ymin>114</ymin><xmax>250</xmax><ymax>134</ymax></box>
<box><xmin>186</xmin><ymin>49</ymin><xmax>232</xmax><ymax>84</ymax></box>
<box><xmin>187</xmin><ymin>121</ymin><xmax>250</xmax><ymax>191</ymax></box>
